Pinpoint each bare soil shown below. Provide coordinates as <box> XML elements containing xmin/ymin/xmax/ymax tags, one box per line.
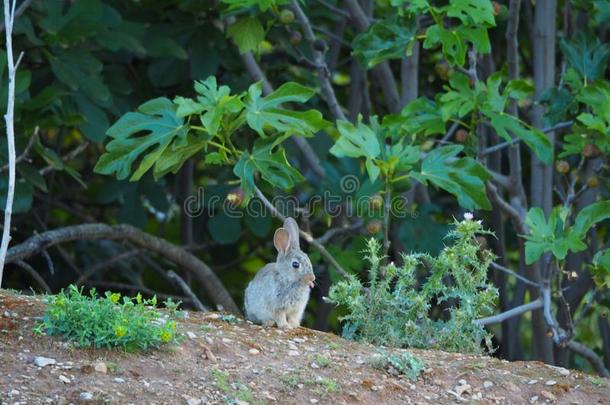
<box><xmin>1</xmin><ymin>290</ymin><xmax>608</xmax><ymax>405</ymax></box>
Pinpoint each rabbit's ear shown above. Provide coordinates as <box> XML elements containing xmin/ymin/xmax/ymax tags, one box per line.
<box><xmin>274</xmin><ymin>228</ymin><xmax>291</xmax><ymax>253</ymax></box>
<box><xmin>283</xmin><ymin>217</ymin><xmax>300</xmax><ymax>250</ymax></box>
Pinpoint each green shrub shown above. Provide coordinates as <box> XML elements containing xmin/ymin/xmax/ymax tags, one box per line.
<box><xmin>37</xmin><ymin>285</ymin><xmax>180</xmax><ymax>351</ymax></box>
<box><xmin>327</xmin><ymin>215</ymin><xmax>498</xmax><ymax>353</ymax></box>
<box><xmin>368</xmin><ymin>351</ymin><xmax>424</xmax><ymax>382</ymax></box>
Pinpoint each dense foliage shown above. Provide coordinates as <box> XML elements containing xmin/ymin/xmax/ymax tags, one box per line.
<box><xmin>1</xmin><ymin>0</ymin><xmax>609</xmax><ymax>375</ymax></box>
<box><xmin>37</xmin><ymin>285</ymin><xmax>180</xmax><ymax>350</ymax></box>
<box><xmin>327</xmin><ymin>216</ymin><xmax>498</xmax><ymax>353</ymax></box>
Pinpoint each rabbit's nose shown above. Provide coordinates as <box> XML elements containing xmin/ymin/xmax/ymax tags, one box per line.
<box><xmin>304</xmin><ymin>273</ymin><xmax>315</xmax><ymax>288</ymax></box>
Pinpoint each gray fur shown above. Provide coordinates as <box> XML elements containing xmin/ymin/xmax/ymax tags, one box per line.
<box><xmin>244</xmin><ymin>217</ymin><xmax>315</xmax><ymax>329</ymax></box>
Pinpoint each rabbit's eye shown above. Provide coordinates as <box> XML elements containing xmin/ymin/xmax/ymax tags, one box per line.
<box><xmin>292</xmin><ymin>260</ymin><xmax>300</xmax><ymax>269</ymax></box>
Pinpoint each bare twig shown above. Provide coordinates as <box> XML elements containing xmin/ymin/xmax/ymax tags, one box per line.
<box><xmin>490</xmin><ymin>262</ymin><xmax>540</xmax><ymax>288</ymax></box>
<box><xmin>0</xmin><ymin>0</ymin><xmax>31</xmax><ymax>32</ymax></box>
<box><xmin>486</xmin><ymin>182</ymin><xmax>528</xmax><ymax>234</ymax></box>
<box><xmin>6</xmin><ymin>223</ymin><xmax>240</xmax><ymax>314</ymax></box>
<box><xmin>0</xmin><ymin>127</ymin><xmax>37</xmax><ymax>173</ymax></box>
<box><xmin>317</xmin><ymin>220</ymin><xmax>363</xmax><ymax>244</ymax></box>
<box><xmin>0</xmin><ymin>0</ymin><xmax>20</xmax><ymax>287</ymax></box>
<box><xmin>254</xmin><ymin>186</ymin><xmax>349</xmax><ymax>278</ymax></box>
<box><xmin>475</xmin><ymin>298</ymin><xmax>543</xmax><ymax>326</ymax></box>
<box><xmin>343</xmin><ymin>0</ymin><xmax>401</xmax><ymax>112</ymax></box>
<box><xmin>315</xmin><ymin>0</ymin><xmax>351</xmax><ymax>19</ymax></box>
<box><xmin>14</xmin><ymin>260</ymin><xmax>51</xmax><ymax>293</ymax></box>
<box><xmin>167</xmin><ymin>270</ymin><xmax>208</xmax><ymax>312</ymax></box>
<box><xmin>291</xmin><ymin>0</ymin><xmax>346</xmax><ymax>121</ymax></box>
<box><xmin>39</xmin><ymin>142</ymin><xmax>89</xmax><ymax>176</ymax></box>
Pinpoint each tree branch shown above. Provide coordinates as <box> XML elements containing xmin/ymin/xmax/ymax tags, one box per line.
<box><xmin>6</xmin><ymin>223</ymin><xmax>240</xmax><ymax>314</ymax></box>
<box><xmin>486</xmin><ymin>181</ymin><xmax>528</xmax><ymax>234</ymax></box>
<box><xmin>167</xmin><ymin>270</ymin><xmax>208</xmax><ymax>312</ymax></box>
<box><xmin>343</xmin><ymin>0</ymin><xmax>401</xmax><ymax>112</ymax></box>
<box><xmin>0</xmin><ymin>127</ymin><xmax>37</xmax><ymax>173</ymax></box>
<box><xmin>566</xmin><ymin>340</ymin><xmax>610</xmax><ymax>378</ymax></box>
<box><xmin>475</xmin><ymin>298</ymin><xmax>543</xmax><ymax>326</ymax></box>
<box><xmin>490</xmin><ymin>262</ymin><xmax>540</xmax><ymax>288</ymax></box>
<box><xmin>254</xmin><ymin>186</ymin><xmax>349</xmax><ymax>278</ymax></box>
<box><xmin>291</xmin><ymin>0</ymin><xmax>346</xmax><ymax>121</ymax></box>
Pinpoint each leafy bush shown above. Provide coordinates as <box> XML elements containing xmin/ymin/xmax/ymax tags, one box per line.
<box><xmin>327</xmin><ymin>215</ymin><xmax>498</xmax><ymax>353</ymax></box>
<box><xmin>37</xmin><ymin>285</ymin><xmax>180</xmax><ymax>351</ymax></box>
<box><xmin>368</xmin><ymin>351</ymin><xmax>424</xmax><ymax>382</ymax></box>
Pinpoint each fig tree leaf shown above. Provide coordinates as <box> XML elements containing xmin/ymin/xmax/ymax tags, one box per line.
<box><xmin>352</xmin><ymin>18</ymin><xmax>417</xmax><ymax>68</ymax></box>
<box><xmin>411</xmin><ymin>145</ymin><xmax>492</xmax><ymax>210</ymax></box>
<box><xmin>245</xmin><ymin>82</ymin><xmax>327</xmax><ymax>137</ymax></box>
<box><xmin>233</xmin><ymin>137</ymin><xmax>305</xmax><ymax>198</ymax></box>
<box><xmin>94</xmin><ymin>97</ymin><xmax>188</xmax><ymax>181</ymax></box>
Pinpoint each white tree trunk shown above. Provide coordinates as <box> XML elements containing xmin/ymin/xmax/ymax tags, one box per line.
<box><xmin>0</xmin><ymin>0</ymin><xmax>20</xmax><ymax>287</ymax></box>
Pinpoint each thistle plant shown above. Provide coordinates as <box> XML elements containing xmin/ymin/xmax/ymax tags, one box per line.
<box><xmin>327</xmin><ymin>215</ymin><xmax>498</xmax><ymax>353</ymax></box>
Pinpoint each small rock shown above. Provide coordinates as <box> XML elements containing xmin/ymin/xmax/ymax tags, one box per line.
<box><xmin>455</xmin><ymin>382</ymin><xmax>471</xmax><ymax>396</ymax></box>
<box><xmin>559</xmin><ymin>368</ymin><xmax>570</xmax><ymax>376</ymax></box>
<box><xmin>186</xmin><ymin>331</ymin><xmax>197</xmax><ymax>339</ymax></box>
<box><xmin>529</xmin><ymin>395</ymin><xmax>538</xmax><ymax>403</ymax></box>
<box><xmin>483</xmin><ymin>381</ymin><xmax>493</xmax><ymax>389</ymax></box>
<box><xmin>207</xmin><ymin>314</ymin><xmax>220</xmax><ymax>319</ymax></box>
<box><xmin>527</xmin><ymin>379</ymin><xmax>538</xmax><ymax>385</ymax></box>
<box><xmin>8</xmin><ymin>389</ymin><xmax>19</xmax><ymax>397</ymax></box>
<box><xmin>540</xmin><ymin>390</ymin><xmax>557</xmax><ymax>401</ymax></box>
<box><xmin>310</xmin><ymin>399</ymin><xmax>319</xmax><ymax>404</ymax></box>
<box><xmin>58</xmin><ymin>375</ymin><xmax>71</xmax><ymax>384</ymax></box>
<box><xmin>248</xmin><ymin>348</ymin><xmax>260</xmax><ymax>355</ymax></box>
<box><xmin>114</xmin><ymin>377</ymin><xmax>125</xmax><ymax>383</ymax></box>
<box><xmin>234</xmin><ymin>400</ymin><xmax>249</xmax><ymax>405</ymax></box>
<box><xmin>545</xmin><ymin>380</ymin><xmax>557</xmax><ymax>386</ymax></box>
<box><xmin>93</xmin><ymin>361</ymin><xmax>107</xmax><ymax>374</ymax></box>
<box><xmin>80</xmin><ymin>392</ymin><xmax>93</xmax><ymax>401</ymax></box>
<box><xmin>288</xmin><ymin>350</ymin><xmax>299</xmax><ymax>356</ymax></box>
<box><xmin>34</xmin><ymin>356</ymin><xmax>56</xmax><ymax>368</ymax></box>
<box><xmin>310</xmin><ymin>362</ymin><xmax>320</xmax><ymax>369</ymax></box>
<box><xmin>185</xmin><ymin>398</ymin><xmax>202</xmax><ymax>405</ymax></box>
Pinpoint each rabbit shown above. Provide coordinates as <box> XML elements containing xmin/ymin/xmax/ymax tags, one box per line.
<box><xmin>244</xmin><ymin>217</ymin><xmax>315</xmax><ymax>329</ymax></box>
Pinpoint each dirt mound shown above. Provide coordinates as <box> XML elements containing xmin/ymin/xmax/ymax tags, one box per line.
<box><xmin>0</xmin><ymin>290</ymin><xmax>608</xmax><ymax>404</ymax></box>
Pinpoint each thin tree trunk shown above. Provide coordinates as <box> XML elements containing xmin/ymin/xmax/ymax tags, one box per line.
<box><xmin>530</xmin><ymin>0</ymin><xmax>558</xmax><ymax>364</ymax></box>
<box><xmin>0</xmin><ymin>0</ymin><xmax>20</xmax><ymax>287</ymax></box>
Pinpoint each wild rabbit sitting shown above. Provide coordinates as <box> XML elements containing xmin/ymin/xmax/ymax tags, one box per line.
<box><xmin>244</xmin><ymin>217</ymin><xmax>315</xmax><ymax>329</ymax></box>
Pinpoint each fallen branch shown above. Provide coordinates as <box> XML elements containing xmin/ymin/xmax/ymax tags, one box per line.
<box><xmin>6</xmin><ymin>223</ymin><xmax>240</xmax><ymax>314</ymax></box>
<box><xmin>13</xmin><ymin>260</ymin><xmax>51</xmax><ymax>293</ymax></box>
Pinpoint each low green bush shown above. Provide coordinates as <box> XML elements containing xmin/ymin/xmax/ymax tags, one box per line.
<box><xmin>36</xmin><ymin>285</ymin><xmax>180</xmax><ymax>351</ymax></box>
<box><xmin>327</xmin><ymin>215</ymin><xmax>498</xmax><ymax>353</ymax></box>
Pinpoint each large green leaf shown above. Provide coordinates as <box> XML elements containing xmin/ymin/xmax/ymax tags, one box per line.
<box><xmin>446</xmin><ymin>0</ymin><xmax>496</xmax><ymax>26</ymax></box>
<box><xmin>175</xmin><ymin>77</ymin><xmax>244</xmax><ymax>136</ymax></box>
<box><xmin>521</xmin><ymin>204</ymin><xmax>605</xmax><ymax>264</ymax></box>
<box><xmin>48</xmin><ymin>49</ymin><xmax>111</xmax><ymax>107</ymax></box>
<box><xmin>411</xmin><ymin>145</ymin><xmax>492</xmax><ymax>210</ymax></box>
<box><xmin>244</xmin><ymin>82</ymin><xmax>327</xmax><ymax>137</ymax></box>
<box><xmin>94</xmin><ymin>98</ymin><xmax>188</xmax><ymax>181</ymax></box>
<box><xmin>352</xmin><ymin>18</ymin><xmax>417</xmax><ymax>68</ymax></box>
<box><xmin>386</xmin><ymin>98</ymin><xmax>446</xmax><ymax>138</ymax></box>
<box><xmin>330</xmin><ymin>120</ymin><xmax>381</xmax><ymax>182</ymax></box>
<box><xmin>39</xmin><ymin>0</ymin><xmax>105</xmax><ymax>44</ymax></box>
<box><xmin>485</xmin><ymin>111</ymin><xmax>553</xmax><ymax>164</ymax></box>
<box><xmin>572</xmin><ymin>201</ymin><xmax>610</xmax><ymax>238</ymax></box>
<box><xmin>227</xmin><ymin>16</ymin><xmax>265</xmax><ymax>54</ymax></box>
<box><xmin>560</xmin><ymin>33</ymin><xmax>610</xmax><ymax>83</ymax></box>
<box><xmin>439</xmin><ymin>73</ymin><xmax>477</xmax><ymax>121</ymax></box>
<box><xmin>233</xmin><ymin>138</ymin><xmax>305</xmax><ymax>198</ymax></box>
